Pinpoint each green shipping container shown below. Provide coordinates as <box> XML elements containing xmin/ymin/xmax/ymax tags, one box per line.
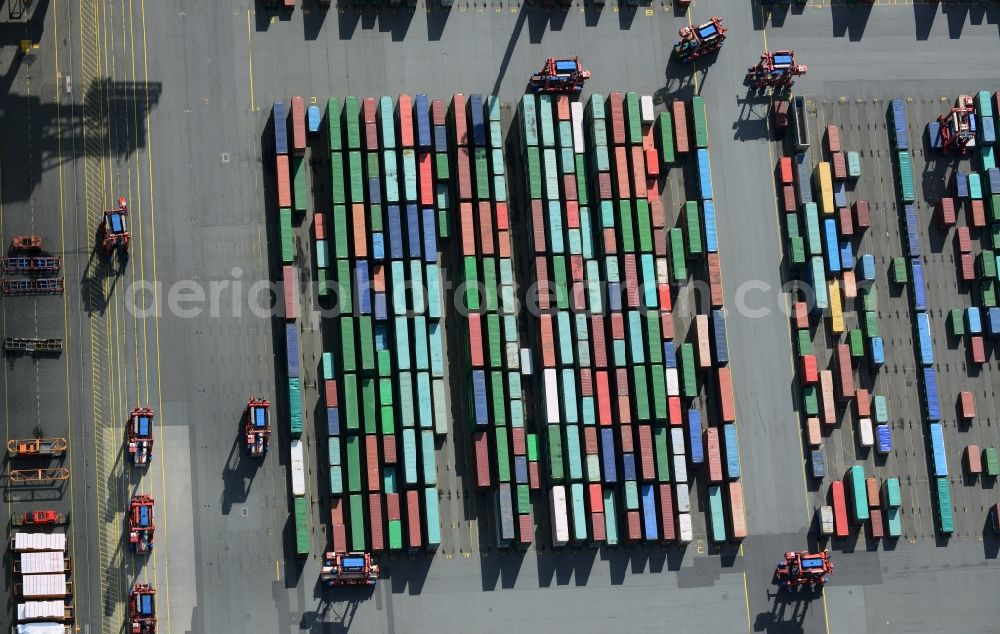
<box><xmin>388</xmin><ymin>518</ymin><xmax>403</xmax><ymax>550</ymax></box>
<box><xmin>463</xmin><ymin>257</ymin><xmax>480</xmax><ymax>310</ymax></box>
<box><xmin>849</xmin><ymin>329</ymin><xmax>864</xmax><ymax>358</ymax></box>
<box><xmin>685</xmin><ymin>200</ymin><xmax>703</xmax><ymax>256</ymax></box>
<box><xmin>359</xmin><ymin>317</ymin><xmax>375</xmax><ymax>371</ymax></box>
<box><xmin>527</xmin><ymin>433</ymin><xmax>538</xmax><ymax>461</ymax></box>
<box><xmin>349</xmin><ymin>493</ymin><xmax>366</xmax><ymax>550</ymax></box>
<box><xmin>280</xmin><ymin>208</ymin><xmax>294</xmax><ymax>263</ymax></box>
<box><xmin>657</xmin><ymin>111</ymin><xmax>675</xmax><ymax>165</ymax></box>
<box><xmin>362</xmin><ymin>377</ymin><xmax>377</xmax><ymax>434</ymax></box>
<box><xmin>328</xmin><ymin>98</ymin><xmax>342</xmax><ymax>151</ymax></box>
<box><xmin>331</xmin><ymin>153</ymin><xmax>346</xmax><ymax>205</ymax></box>
<box><xmin>982</xmin><ymin>279</ymin><xmax>998</xmax><ymax>308</ymax></box>
<box><xmin>936</xmin><ymin>477</ymin><xmax>954</xmax><ymax>534</ymax></box>
<box><xmin>625</xmin><ymin>92</ymin><xmax>643</xmax><ymax>146</ymax></box>
<box><xmin>949</xmin><ymin>308</ymin><xmax>965</xmax><ymax>336</ymax></box>
<box><xmin>846</xmin><ymin>151</ymin><xmax>861</xmax><ymax>179</ymax></box>
<box><xmin>289</xmin><ymin>377</ymin><xmax>302</xmax><ymax>437</ymax></box>
<box><xmin>680</xmin><ymin>343</ymin><xmax>697</xmax><ymax>398</ymax></box>
<box><xmin>978</xmin><ymin>249</ymin><xmax>997</xmax><ymax>279</ymax></box>
<box><xmin>796</xmin><ymin>329</ymin><xmax>813</xmax><ymax>356</ymax></box>
<box><xmin>654</xmin><ymin>425</ymin><xmax>671</xmax><ymax>482</ymax></box>
<box><xmin>804</xmin><ymin>203</ymin><xmax>822</xmax><ymax>256</ymax></box>
<box><xmin>293</xmin><ymin>155</ymin><xmax>308</xmax><ymax>213</ymax></box>
<box><xmin>691</xmin><ymin>95</ymin><xmax>709</xmax><ymax>149</ymax></box>
<box><xmin>636</xmin><ymin>200</ymin><xmax>653</xmax><ymax>253</ymax></box>
<box><xmin>619</xmin><ymin>200</ymin><xmax>635</xmax><ymax>252</ymax></box>
<box><xmin>897</xmin><ymin>151</ymin><xmax>915</xmax><ymax>203</ymax></box>
<box><xmin>343</xmin><ymin>373</ymin><xmax>360</xmax><ymax>431</ymax></box>
<box><xmin>985</xmin><ymin>447</ymin><xmax>1000</xmax><ymax>477</ymax></box>
<box><xmin>670</xmin><ymin>228</ymin><xmax>687</xmax><ymax>280</ymax></box>
<box><xmin>348</xmin><ymin>151</ymin><xmax>364</xmax><ymax>203</ymax></box>
<box><xmin>294</xmin><ymin>497</ymin><xmax>310</xmax><ymax>556</ymax></box>
<box><xmin>344</xmin><ymin>97</ymin><xmax>361</xmax><ymax>149</ymax></box>
<box><xmin>332</xmin><ymin>206</ymin><xmax>349</xmax><ymax>258</ymax></box>
<box><xmin>707</xmin><ymin>485</ymin><xmax>726</xmax><ymax>542</ymax></box>
<box><xmin>346</xmin><ymin>435</ymin><xmax>362</xmax><ymax>491</ymax></box>
<box><xmin>790</xmin><ymin>236</ymin><xmax>806</xmax><ymax>266</ymax></box>
<box><xmin>873</xmin><ymin>395</ymin><xmax>888</xmax><ymax>424</ymax></box>
<box><xmin>802</xmin><ymin>386</ymin><xmax>819</xmax><ymax>416</ymax></box>
<box><xmin>548</xmin><ymin>424</ymin><xmax>565</xmax><ymax>482</ymax></box>
<box><xmin>848</xmin><ymin>465</ymin><xmax>869</xmax><ymax>523</ymax></box>
<box><xmin>633</xmin><ymin>364</ymin><xmax>651</xmax><ymax>422</ymax></box>
<box><xmin>863</xmin><ymin>311</ymin><xmax>879</xmax><ymax>339</ymax></box>
<box><xmin>861</xmin><ymin>285</ymin><xmax>877</xmax><ymax>312</ymax></box>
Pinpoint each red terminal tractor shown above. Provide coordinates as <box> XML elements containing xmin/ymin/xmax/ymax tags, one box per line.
<box><xmin>129</xmin><ymin>583</ymin><xmax>157</xmax><ymax>633</ymax></box>
<box><xmin>127</xmin><ymin>407</ymin><xmax>155</xmax><ymax>467</ymax></box>
<box><xmin>10</xmin><ymin>509</ymin><xmax>67</xmax><ymax>527</ymax></box>
<box><xmin>321</xmin><ymin>551</ymin><xmax>380</xmax><ymax>587</ymax></box>
<box><xmin>746</xmin><ymin>50</ymin><xmax>808</xmax><ymax>90</ymax></box>
<box><xmin>100</xmin><ymin>197</ymin><xmax>131</xmax><ymax>258</ymax></box>
<box><xmin>128</xmin><ymin>495</ymin><xmax>155</xmax><ymax>555</ymax></box>
<box><xmin>774</xmin><ymin>550</ymin><xmax>834</xmax><ymax>588</ymax></box>
<box><xmin>10</xmin><ymin>235</ymin><xmax>42</xmax><ymax>251</ymax></box>
<box><xmin>931</xmin><ymin>94</ymin><xmax>976</xmax><ymax>156</ymax></box>
<box><xmin>244</xmin><ymin>397</ymin><xmax>271</xmax><ymax>457</ymax></box>
<box><xmin>529</xmin><ymin>58</ymin><xmax>591</xmax><ymax>95</ymax></box>
<box><xmin>672</xmin><ymin>17</ymin><xmax>727</xmax><ymax>63</ymax></box>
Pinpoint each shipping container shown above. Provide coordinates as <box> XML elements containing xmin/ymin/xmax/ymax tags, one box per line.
<box><xmin>291</xmin><ymin>96</ymin><xmax>306</xmax><ymax>154</ymax></box>
<box><xmin>936</xmin><ymin>477</ymin><xmax>954</xmax><ymax>534</ymax></box>
<box><xmin>847</xmin><ymin>466</ymin><xmax>869</xmax><ymax>523</ymax></box>
<box><xmin>672</xmin><ymin>100</ymin><xmax>689</xmax><ymax>153</ymax></box>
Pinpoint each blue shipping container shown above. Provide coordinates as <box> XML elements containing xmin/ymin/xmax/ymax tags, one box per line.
<box><xmin>406</xmin><ymin>204</ymin><xmax>422</xmax><ymax>259</ymax></box>
<box><xmin>833</xmin><ymin>180</ymin><xmax>848</xmax><ymax>208</ymax></box>
<box><xmin>928</xmin><ymin>121</ymin><xmax>942</xmax><ymax>150</ymax></box>
<box><xmin>711</xmin><ymin>309</ymin><xmax>729</xmax><ymax>365</ymax></box>
<box><xmin>982</xmin><ymin>115</ymin><xmax>997</xmax><ymax>145</ymax></box>
<box><xmin>286</xmin><ymin>324</ymin><xmax>300</xmax><ymax>378</ymax></box>
<box><xmin>870</xmin><ymin>336</ymin><xmax>885</xmax><ymax>367</ymax></box>
<box><xmin>916</xmin><ymin>312</ymin><xmax>934</xmax><ymax>366</ymax></box>
<box><xmin>274</xmin><ymin>101</ymin><xmax>288</xmax><ymax>154</ymax></box>
<box><xmin>929</xmin><ymin>423</ymin><xmax>947</xmax><ymax>476</ymax></box>
<box><xmin>967</xmin><ymin>307</ymin><xmax>983</xmax><ymax>334</ymax></box>
<box><xmin>723</xmin><ymin>423</ymin><xmax>740</xmax><ymax>480</ymax></box>
<box><xmin>795</xmin><ymin>153</ymin><xmax>814</xmax><ymax>205</ymax></box>
<box><xmin>703</xmin><ymin>200</ymin><xmax>718</xmax><ymax>253</ymax></box>
<box><xmin>601</xmin><ymin>428</ymin><xmax>618</xmax><ymax>482</ymax></box>
<box><xmin>433</xmin><ymin>125</ymin><xmax>448</xmax><ymax>153</ymax></box>
<box><xmin>923</xmin><ymin>367</ymin><xmax>941</xmax><ymax>421</ymax></box>
<box><xmin>954</xmin><ymin>170</ymin><xmax>970</xmax><ymax>199</ymax></box>
<box><xmin>876</xmin><ymin>424</ymin><xmax>892</xmax><ymax>454</ymax></box>
<box><xmin>641</xmin><ymin>484</ymin><xmax>659</xmax><ymax>540</ymax></box>
<box><xmin>810</xmin><ymin>449</ymin><xmax>825</xmax><ymax>479</ymax></box>
<box><xmin>356</xmin><ymin>261</ymin><xmax>372</xmax><ymax>314</ymax></box>
<box><xmin>307</xmin><ymin>105</ymin><xmax>321</xmax><ymax>134</ymax></box>
<box><xmin>987</xmin><ymin>168</ymin><xmax>1000</xmax><ymax>195</ymax></box>
<box><xmin>663</xmin><ymin>341</ymin><xmax>676</xmax><ymax>368</ymax></box>
<box><xmin>472</xmin><ymin>370</ymin><xmax>489</xmax><ymax>426</ymax></box>
<box><xmin>688</xmin><ymin>409</ymin><xmax>704</xmax><ymax>465</ymax></box>
<box><xmin>469</xmin><ymin>94</ymin><xmax>486</xmax><ymax>146</ymax></box>
<box><xmin>911</xmin><ymin>258</ymin><xmax>927</xmax><ymax>311</ymax></box>
<box><xmin>623</xmin><ymin>453</ymin><xmax>637</xmax><ymax>480</ymax></box>
<box><xmin>514</xmin><ymin>455</ymin><xmax>529</xmax><ymax>484</ymax></box>
<box><xmin>388</xmin><ymin>205</ymin><xmax>404</xmax><ymax>259</ymax></box>
<box><xmin>891</xmin><ymin>99</ymin><xmax>909</xmax><ymax>150</ymax></box>
<box><xmin>372</xmin><ymin>233</ymin><xmax>385</xmax><ymax>261</ymax></box>
<box><xmin>696</xmin><ymin>149</ymin><xmax>714</xmax><ymax>199</ymax></box>
<box><xmin>904</xmin><ymin>205</ymin><xmax>921</xmax><ymax>257</ymax></box>
<box><xmin>861</xmin><ymin>253</ymin><xmax>876</xmax><ymax>281</ymax></box>
<box><xmin>422</xmin><ymin>209</ymin><xmax>437</xmax><ymax>264</ymax></box>
<box><xmin>988</xmin><ymin>307</ymin><xmax>1000</xmax><ymax>336</ymax></box>
<box><xmin>824</xmin><ymin>219</ymin><xmax>842</xmax><ymax>273</ymax></box>
<box><xmin>839</xmin><ymin>241</ymin><xmax>854</xmax><ymax>270</ymax></box>
<box><xmin>415</xmin><ymin>94</ymin><xmax>432</xmax><ymax>149</ymax></box>
<box><xmin>327</xmin><ymin>407</ymin><xmax>341</xmax><ymax>436</ymax></box>
<box><xmin>374</xmin><ymin>293</ymin><xmax>387</xmax><ymax>321</ymax></box>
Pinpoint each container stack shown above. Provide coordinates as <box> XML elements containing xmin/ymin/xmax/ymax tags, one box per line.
<box><xmin>11</xmin><ymin>532</ymin><xmax>73</xmax><ymax>630</ymax></box>
<box><xmin>456</xmin><ymin>93</ymin><xmax>533</xmax><ymax>549</ymax></box>
<box><xmin>325</xmin><ymin>95</ymin><xmax>449</xmax><ymax>555</ymax></box>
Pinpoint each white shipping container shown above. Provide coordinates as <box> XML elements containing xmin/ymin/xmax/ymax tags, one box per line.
<box><xmin>640</xmin><ymin>95</ymin><xmax>655</xmax><ymax>124</ymax></box>
<box><xmin>819</xmin><ymin>506</ymin><xmax>835</xmax><ymax>535</ymax></box>
<box><xmin>671</xmin><ymin>428</ymin><xmax>686</xmax><ymax>455</ymax></box>
<box><xmin>656</xmin><ymin>257</ymin><xmax>670</xmax><ymax>284</ymax></box>
<box><xmin>13</xmin><ymin>533</ymin><xmax>65</xmax><ymax>553</ymax></box>
<box><xmin>15</xmin><ymin>623</ymin><xmax>66</xmax><ymax>634</ymax></box>
<box><xmin>17</xmin><ymin>600</ymin><xmax>65</xmax><ymax>621</ymax></box>
<box><xmin>696</xmin><ymin>315</ymin><xmax>711</xmax><ymax>368</ymax></box>
<box><xmin>550</xmin><ymin>486</ymin><xmax>570</xmax><ymax>547</ymax></box>
<box><xmin>290</xmin><ymin>439</ymin><xmax>306</xmax><ymax>496</ymax></box>
<box><xmin>544</xmin><ymin>368</ymin><xmax>560</xmax><ymax>424</ymax></box>
<box><xmin>586</xmin><ymin>454</ymin><xmax>601</xmax><ymax>481</ymax></box>
<box><xmin>505</xmin><ymin>342</ymin><xmax>520</xmax><ymax>371</ymax></box>
<box><xmin>19</xmin><ymin>552</ymin><xmax>64</xmax><ymax>575</ymax></box>
<box><xmin>571</xmin><ymin>102</ymin><xmax>586</xmax><ymax>154</ymax></box>
<box><xmin>520</xmin><ymin>347</ymin><xmax>533</xmax><ymax>375</ymax></box>
<box><xmin>675</xmin><ymin>483</ymin><xmax>691</xmax><ymax>513</ymax></box>
<box><xmin>677</xmin><ymin>513</ymin><xmax>694</xmax><ymax>543</ymax></box>
<box><xmin>666</xmin><ymin>368</ymin><xmax>680</xmax><ymax>396</ymax></box>
<box><xmin>21</xmin><ymin>574</ymin><xmax>67</xmax><ymax>598</ymax></box>
<box><xmin>673</xmin><ymin>454</ymin><xmax>688</xmax><ymax>483</ymax></box>
<box><xmin>433</xmin><ymin>378</ymin><xmax>449</xmax><ymax>436</ymax></box>
<box><xmin>858</xmin><ymin>417</ymin><xmax>874</xmax><ymax>447</ymax></box>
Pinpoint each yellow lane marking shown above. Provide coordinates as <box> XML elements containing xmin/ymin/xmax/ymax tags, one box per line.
<box><xmin>687</xmin><ymin>10</ymin><xmax>699</xmax><ymax>95</ymax></box>
<box><xmin>743</xmin><ymin>572</ymin><xmax>752</xmax><ymax>633</ymax></box>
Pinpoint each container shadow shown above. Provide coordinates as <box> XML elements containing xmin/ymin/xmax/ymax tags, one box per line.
<box><xmin>830</xmin><ymin>2</ymin><xmax>872</xmax><ymax>41</ymax></box>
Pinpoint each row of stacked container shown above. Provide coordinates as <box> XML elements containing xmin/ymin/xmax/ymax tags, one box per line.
<box><xmin>273</xmin><ymin>98</ymin><xmax>311</xmax><ymax>556</ymax></box>
<box><xmin>453</xmin><ymin>93</ymin><xmax>535</xmax><ymax>548</ymax></box>
<box><xmin>519</xmin><ymin>90</ymin><xmax>744</xmax><ymax>547</ymax></box>
<box><xmin>824</xmin><ymin>470</ymin><xmax>902</xmax><ymax>539</ymax></box>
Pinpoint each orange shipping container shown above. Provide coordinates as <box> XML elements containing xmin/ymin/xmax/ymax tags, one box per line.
<box><xmin>801</xmin><ymin>354</ymin><xmax>819</xmax><ymax>384</ymax></box>
<box><xmin>838</xmin><ymin>206</ymin><xmax>854</xmax><ymax>236</ymax></box>
<box><xmin>782</xmin><ymin>185</ymin><xmax>797</xmax><ymax>213</ymax></box>
<box><xmin>826</xmin><ymin>125</ymin><xmax>841</xmax><ymax>153</ymax></box>
<box><xmin>452</xmin><ymin>93</ymin><xmax>468</xmax><ymax>145</ymax></box>
<box><xmin>276</xmin><ymin>155</ymin><xmax>292</xmax><ymax>208</ymax></box>
<box><xmin>970</xmin><ymin>199</ymin><xmax>986</xmax><ymax>228</ymax></box>
<box><xmin>819</xmin><ymin>370</ymin><xmax>836</xmax><ymax>425</ymax></box>
<box><xmin>645</xmin><ymin>148</ymin><xmax>660</xmax><ymax>178</ymax></box>
<box><xmin>539</xmin><ymin>315</ymin><xmax>555</xmax><ymax>368</ymax></box>
<box><xmin>282</xmin><ymin>265</ymin><xmax>297</xmax><ymax>320</ymax></box>
<box><xmin>383</xmin><ymin>435</ymin><xmax>397</xmax><ymax>464</ymax></box>
<box><xmin>672</xmin><ymin>100</ymin><xmax>689</xmax><ymax>153</ymax></box>
<box><xmin>479</xmin><ymin>202</ymin><xmax>495</xmax><ymax>255</ymax></box>
<box><xmin>669</xmin><ymin>396</ymin><xmax>682</xmax><ymax>426</ymax></box>
<box><xmin>794</xmin><ymin>301</ymin><xmax>809</xmax><ymax>329</ymax></box>
<box><xmin>418</xmin><ymin>152</ymin><xmax>434</xmax><ymax>206</ymax></box>
<box><xmin>314</xmin><ymin>211</ymin><xmax>326</xmax><ymax>240</ymax></box>
<box><xmin>352</xmin><ymin>204</ymin><xmax>368</xmax><ymax>257</ymax></box>
<box><xmin>631</xmin><ymin>146</ymin><xmax>648</xmax><ymax>198</ymax></box>
<box><xmin>460</xmin><ymin>202</ymin><xmax>476</xmax><ymax>256</ymax></box>
<box><xmin>650</xmin><ymin>198</ymin><xmax>665</xmax><ymax>228</ymax></box>
<box><xmin>398</xmin><ymin>94</ymin><xmax>414</xmax><ymax>148</ymax></box>
<box><xmin>365</xmin><ymin>122</ymin><xmax>378</xmax><ymax>151</ymax></box>
<box><xmin>495</xmin><ymin>202</ymin><xmax>509</xmax><ymax>231</ymax></box>
<box><xmin>836</xmin><ymin>344</ymin><xmax>854</xmax><ymax>400</ymax></box>
<box><xmin>368</xmin><ymin>494</ymin><xmax>384</xmax><ymax>551</ymax></box>
<box><xmin>960</xmin><ymin>391</ymin><xmax>976</xmax><ymax>419</ymax></box>
<box><xmin>497</xmin><ymin>230</ymin><xmax>511</xmax><ymax>259</ymax></box>
<box><xmin>615</xmin><ymin>146</ymin><xmax>631</xmax><ymax>198</ymax></box>
<box><xmin>531</xmin><ymin>200</ymin><xmax>546</xmax><ymax>254</ymax></box>
<box><xmin>556</xmin><ymin>94</ymin><xmax>571</xmax><ymax>120</ymax></box>
<box><xmin>638</xmin><ymin>424</ymin><xmax>655</xmax><ymax>480</ymax></box>
<box><xmin>842</xmin><ymin>271</ymin><xmax>857</xmax><ymax>299</ymax></box>
<box><xmin>619</xmin><ymin>423</ymin><xmax>634</xmax><ymax>453</ymax></box>
<box><xmin>386</xmin><ymin>492</ymin><xmax>401</xmax><ymax>520</ymax></box>
<box><xmin>330</xmin><ymin>497</ymin><xmax>347</xmax><ymax>552</ymax></box>
<box><xmin>831</xmin><ymin>480</ymin><xmax>849</xmax><ymax>537</ymax></box>
<box><xmin>469</xmin><ymin>313</ymin><xmax>485</xmax><ymax>367</ymax></box>
<box><xmin>366</xmin><ymin>435</ymin><xmax>381</xmax><ymax>492</ymax></box>
<box><xmin>707</xmin><ymin>253</ymin><xmax>724</xmax><ymax>308</ymax></box>
<box><xmin>855</xmin><ymin>389</ymin><xmax>871</xmax><ymax>417</ymax></box>
<box><xmin>870</xmin><ymin>508</ymin><xmax>884</xmax><ymax>540</ymax></box>
<box><xmin>807</xmin><ymin>417</ymin><xmax>822</xmax><ymax>447</ymax></box>
<box><xmin>362</xmin><ymin>97</ymin><xmax>377</xmax><ymax>124</ymax></box>
<box><xmin>865</xmin><ymin>477</ymin><xmax>880</xmax><ymax>508</ymax></box>
<box><xmin>660</xmin><ymin>310</ymin><xmax>675</xmax><ymax>340</ymax></box>
<box><xmin>291</xmin><ymin>96</ymin><xmax>306</xmax><ymax>153</ymax></box>
<box><xmin>779</xmin><ymin>156</ymin><xmax>793</xmax><ymax>184</ymax></box>
<box><xmin>696</xmin><ymin>315</ymin><xmax>712</xmax><ymax>369</ymax></box>
<box><xmin>706</xmin><ymin>428</ymin><xmax>723</xmax><ymax>483</ymax></box>
<box><xmin>728</xmin><ymin>482</ymin><xmax>747</xmax><ymax>541</ymax></box>
<box><xmin>717</xmin><ymin>367</ymin><xmax>736</xmax><ymax>422</ymax></box>
<box><xmin>967</xmin><ymin>445</ymin><xmax>982</xmax><ymax>474</ymax></box>
<box><xmin>658</xmin><ymin>484</ymin><xmax>676</xmax><ymax>542</ymax></box>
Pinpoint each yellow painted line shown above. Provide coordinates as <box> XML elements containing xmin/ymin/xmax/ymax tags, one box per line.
<box><xmin>687</xmin><ymin>10</ymin><xmax>699</xmax><ymax>94</ymax></box>
<box><xmin>823</xmin><ymin>589</ymin><xmax>831</xmax><ymax>633</ymax></box>
<box><xmin>743</xmin><ymin>572</ymin><xmax>752</xmax><ymax>633</ymax></box>
<box><xmin>247</xmin><ymin>9</ymin><xmax>257</xmax><ymax>111</ymax></box>
<box><xmin>276</xmin><ymin>560</ymin><xmax>281</xmax><ymax>581</ymax></box>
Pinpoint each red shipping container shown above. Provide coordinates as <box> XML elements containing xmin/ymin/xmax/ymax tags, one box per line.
<box><xmin>386</xmin><ymin>492</ymin><xmax>402</xmax><ymax>521</ymax></box>
<box><xmin>645</xmin><ymin>147</ymin><xmax>660</xmax><ymax>178</ymax></box>
<box><xmin>619</xmin><ymin>423</ymin><xmax>634</xmax><ymax>453</ymax></box>
<box><xmin>276</xmin><ymin>155</ymin><xmax>292</xmax><ymax>208</ymax></box>
<box><xmin>970</xmin><ymin>335</ymin><xmax>986</xmax><ymax>364</ymax></box>
<box><xmin>618</xmin><ymin>395</ymin><xmax>633</xmax><ymax>425</ymax></box>
<box><xmin>591</xmin><ymin>317</ymin><xmax>608</xmax><ymax>367</ymax></box>
<box><xmin>588</xmin><ymin>483</ymin><xmax>604</xmax><ymax>513</ymax></box>
<box><xmin>418</xmin><ymin>152</ymin><xmax>434</xmax><ymax>206</ymax></box>
<box><xmin>590</xmin><ymin>512</ymin><xmax>606</xmax><ymax>543</ymax></box>
<box><xmin>518</xmin><ymin>514</ymin><xmax>534</xmax><ymax>545</ymax></box>
<box><xmin>535</xmin><ymin>258</ymin><xmax>551</xmax><ymax>310</ymax></box>
<box><xmin>372</xmin><ymin>265</ymin><xmax>386</xmax><ymax>292</ymax></box>
<box><xmin>596</xmin><ymin>372</ymin><xmax>613</xmax><ymax>425</ymax></box>
<box><xmin>855</xmin><ymin>389</ymin><xmax>871</xmax><ymax>417</ymax></box>
<box><xmin>626</xmin><ymin>510</ymin><xmax>642</xmax><ymax>541</ymax></box>
<box><xmin>728</xmin><ymin>481</ymin><xmax>747</xmax><ymax>541</ymax></box>
<box><xmin>638</xmin><ymin>424</ymin><xmax>655</xmax><ymax>480</ymax></box>
<box><xmin>615</xmin><ymin>368</ymin><xmax>630</xmax><ymax>397</ymax></box>
<box><xmin>853</xmin><ymin>200</ymin><xmax>870</xmax><ymax>230</ymax></box>
<box><xmin>717</xmin><ymin>367</ymin><xmax>736</xmax><ymax>422</ymax></box>
<box><xmin>566</xmin><ymin>200</ymin><xmax>580</xmax><ymax>230</ymax></box>
<box><xmin>399</xmin><ymin>94</ymin><xmax>414</xmax><ymax>148</ymax></box>
<box><xmin>468</xmin><ymin>313</ymin><xmax>485</xmax><ymax>367</ymax></box>
<box><xmin>807</xmin><ymin>417</ymin><xmax>821</xmax><ymax>447</ymax></box>
<box><xmin>960</xmin><ymin>391</ymin><xmax>976</xmax><ymax>419</ymax></box>
<box><xmin>556</xmin><ymin>94</ymin><xmax>571</xmax><ymax>120</ymax></box>
<box><xmin>782</xmin><ymin>185</ymin><xmax>797</xmax><ymax>214</ymax></box>
<box><xmin>865</xmin><ymin>477</ymin><xmax>880</xmax><ymax>508</ymax></box>
<box><xmin>706</xmin><ymin>427</ymin><xmax>723</xmax><ymax>483</ymax></box>
<box><xmin>406</xmin><ymin>489</ymin><xmax>422</xmax><ymax>548</ymax></box>
<box><xmin>838</xmin><ymin>206</ymin><xmax>853</xmax><ymax>237</ymax></box>
<box><xmin>658</xmin><ymin>284</ymin><xmax>673</xmax><ymax>313</ymax></box>
<box><xmin>779</xmin><ymin>156</ymin><xmax>793</xmax><ymax>185</ymax></box>
<box><xmin>707</xmin><ymin>253</ymin><xmax>724</xmax><ymax>307</ymax></box>
<box><xmin>539</xmin><ymin>314</ymin><xmax>555</xmax><ymax>367</ymax></box>
<box><xmin>650</xmin><ymin>198</ymin><xmax>665</xmax><ymax>228</ymax></box>
<box><xmin>668</xmin><ymin>396</ymin><xmax>682</xmax><ymax>426</ymax></box>
<box><xmin>609</xmin><ymin>92</ymin><xmax>626</xmax><ymax>145</ymax></box>
<box><xmin>452</xmin><ymin>93</ymin><xmax>468</xmax><ymax>146</ymax></box>
<box><xmin>383</xmin><ymin>434</ymin><xmax>397</xmax><ymax>464</ymax></box>
<box><xmin>831</xmin><ymin>481</ymin><xmax>849</xmax><ymax>537</ymax></box>
<box><xmin>960</xmin><ymin>253</ymin><xmax>975</xmax><ymax>281</ymax></box>
<box><xmin>819</xmin><ymin>370</ymin><xmax>836</xmax><ymax>425</ymax></box>
<box><xmin>826</xmin><ymin>125</ymin><xmax>841</xmax><ymax>152</ymax></box>
<box><xmin>563</xmin><ymin>174</ymin><xmax>578</xmax><ymax>201</ymax></box>
<box><xmin>283</xmin><ymin>265</ymin><xmax>297</xmax><ymax>320</ymax></box>
<box><xmin>654</xmin><ymin>228</ymin><xmax>669</xmax><ymax>257</ymax></box>
<box><xmin>368</xmin><ymin>494</ymin><xmax>385</xmax><ymax>551</ymax></box>
<box><xmin>631</xmin><ymin>146</ymin><xmax>648</xmax><ymax>198</ymax></box>
<box><xmin>658</xmin><ymin>484</ymin><xmax>676</xmax><ymax>542</ymax></box>
<box><xmin>598</xmin><ymin>172</ymin><xmax>613</xmax><ymax>200</ymax></box>
<box><xmin>801</xmin><ymin>354</ymin><xmax>819</xmax><ymax>384</ymax></box>
<box><xmin>497</xmin><ymin>230</ymin><xmax>511</xmax><ymax>259</ymax></box>
<box><xmin>330</xmin><ymin>498</ymin><xmax>347</xmax><ymax>552</ymax></box>
<box><xmin>324</xmin><ymin>380</ymin><xmax>338</xmax><ymax>407</ymax></box>
<box><xmin>624</xmin><ymin>255</ymin><xmax>640</xmax><ymax>307</ymax></box>
<box><xmin>314</xmin><ymin>212</ymin><xmax>326</xmax><ymax>240</ymax></box>
<box><xmin>362</xmin><ymin>97</ymin><xmax>377</xmax><ymax>124</ymax></box>
<box><xmin>936</xmin><ymin>197</ymin><xmax>956</xmax><ymax>227</ymax></box>
<box><xmin>970</xmin><ymin>199</ymin><xmax>987</xmax><ymax>228</ymax></box>
<box><xmin>473</xmin><ymin>432</ymin><xmax>490</xmax><ymax>488</ymax></box>
<box><xmin>579</xmin><ymin>368</ymin><xmax>594</xmax><ymax>397</ymax></box>
<box><xmin>531</xmin><ymin>200</ymin><xmax>546</xmax><ymax>254</ymax></box>
<box><xmin>831</xmin><ymin>151</ymin><xmax>847</xmax><ymax>180</ymax></box>
<box><xmin>603</xmin><ymin>228</ymin><xmax>618</xmax><ymax>255</ymax></box>
<box><xmin>460</xmin><ymin>202</ymin><xmax>476</xmax><ymax>255</ymax></box>
<box><xmin>495</xmin><ymin>202</ymin><xmax>509</xmax><ymax>231</ymax></box>
<box><xmin>512</xmin><ymin>427</ymin><xmax>527</xmax><ymax>456</ymax></box>
<box><xmin>365</xmin><ymin>122</ymin><xmax>378</xmax><ymax>151</ymax></box>
<box><xmin>661</xmin><ymin>310</ymin><xmax>675</xmax><ymax>340</ymax></box>
<box><xmin>352</xmin><ymin>203</ymin><xmax>368</xmax><ymax>257</ymax></box>
<box><xmin>431</xmin><ymin>99</ymin><xmax>446</xmax><ymax>126</ymax></box>
<box><xmin>584</xmin><ymin>426</ymin><xmax>598</xmax><ymax>454</ymax></box>
<box><xmin>957</xmin><ymin>226</ymin><xmax>972</xmax><ymax>253</ymax></box>
<box><xmin>479</xmin><ymin>201</ymin><xmax>495</xmax><ymax>255</ymax></box>
<box><xmin>870</xmin><ymin>508</ymin><xmax>884</xmax><ymax>540</ymax></box>
<box><xmin>528</xmin><ymin>461</ymin><xmax>540</xmax><ymax>490</ymax></box>
<box><xmin>366</xmin><ymin>435</ymin><xmax>381</xmax><ymax>492</ymax></box>
<box><xmin>456</xmin><ymin>147</ymin><xmax>472</xmax><ymax>200</ymax></box>
<box><xmin>672</xmin><ymin>100</ymin><xmax>689</xmax><ymax>153</ymax></box>
<box><xmin>836</xmin><ymin>344</ymin><xmax>854</xmax><ymax>400</ymax></box>
<box><xmin>966</xmin><ymin>445</ymin><xmax>982</xmax><ymax>474</ymax></box>
<box><xmin>615</xmin><ymin>147</ymin><xmax>631</xmax><ymax>198</ymax></box>
<box><xmin>794</xmin><ymin>301</ymin><xmax>809</xmax><ymax>329</ymax></box>
<box><xmin>610</xmin><ymin>312</ymin><xmax>625</xmax><ymax>340</ymax></box>
<box><xmin>291</xmin><ymin>96</ymin><xmax>306</xmax><ymax>153</ymax></box>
